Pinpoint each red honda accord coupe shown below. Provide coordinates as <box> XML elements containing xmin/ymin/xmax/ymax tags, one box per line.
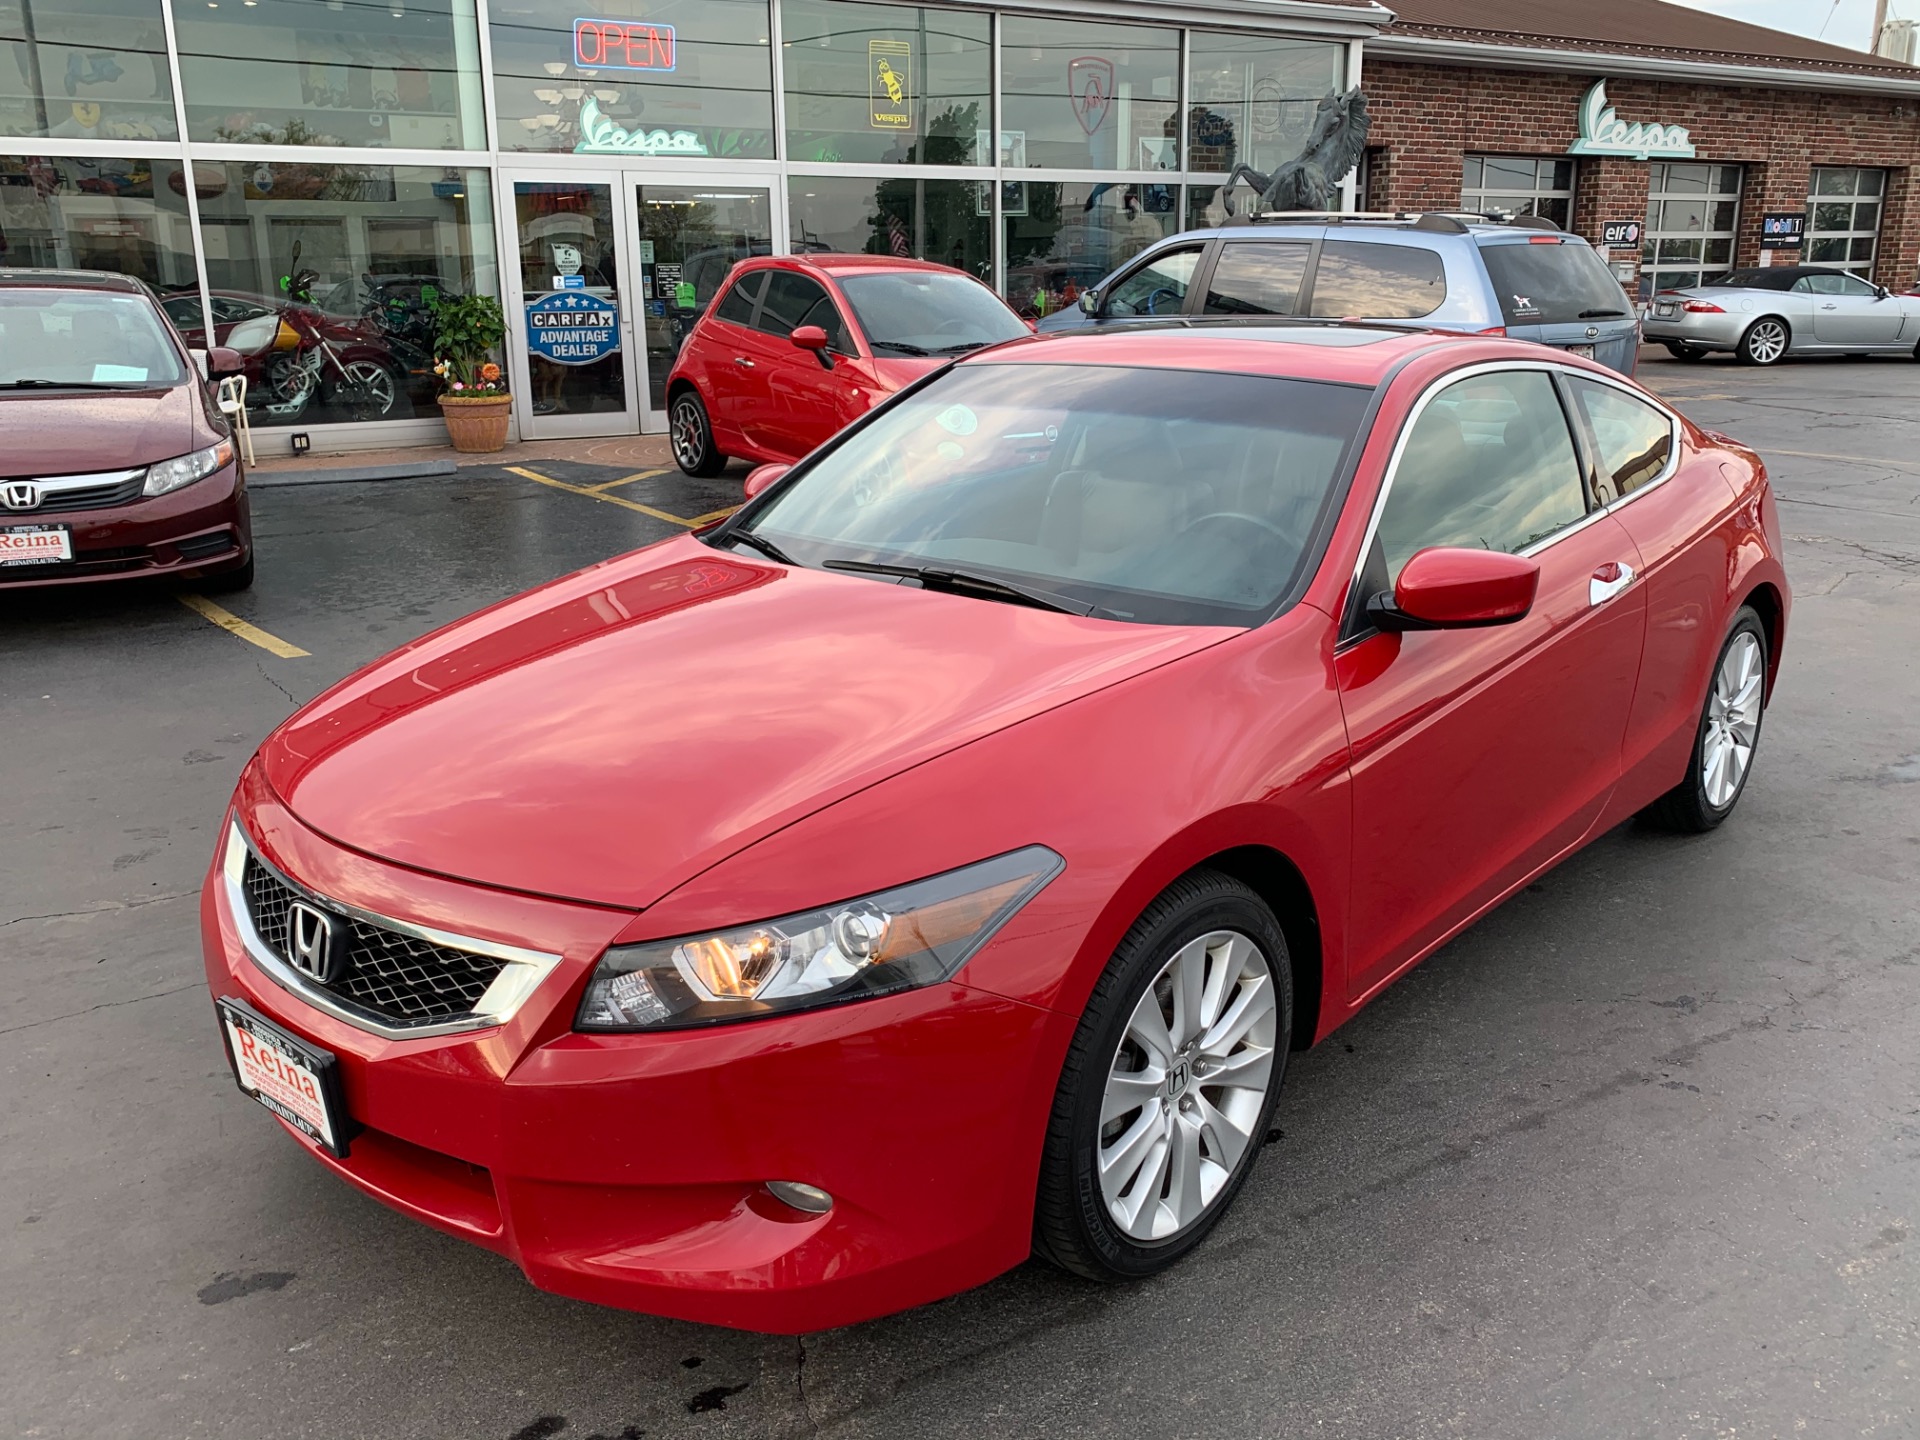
<box><xmin>203</xmin><ymin>321</ymin><xmax>1787</xmax><ymax>1332</ymax></box>
<box><xmin>1</xmin><ymin>269</ymin><xmax>253</xmax><ymax>590</ymax></box>
<box><xmin>663</xmin><ymin>253</ymin><xmax>1030</xmax><ymax>476</ymax></box>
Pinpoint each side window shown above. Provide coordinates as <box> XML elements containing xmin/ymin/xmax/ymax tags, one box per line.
<box><xmin>1834</xmin><ymin>272</ymin><xmax>1879</xmax><ymax>297</ymax></box>
<box><xmin>756</xmin><ymin>271</ymin><xmax>852</xmax><ymax>350</ymax></box>
<box><xmin>714</xmin><ymin>271</ymin><xmax>765</xmax><ymax>327</ymax></box>
<box><xmin>1105</xmin><ymin>246</ymin><xmax>1203</xmax><ymax>317</ymax></box>
<box><xmin>1570</xmin><ymin>377</ymin><xmax>1674</xmax><ymax>504</ymax></box>
<box><xmin>1789</xmin><ymin>276</ymin><xmax>1815</xmax><ymax>293</ymax></box>
<box><xmin>1308</xmin><ymin>241</ymin><xmax>1448</xmax><ymax>320</ymax></box>
<box><xmin>1375</xmin><ymin>370</ymin><xmax>1589</xmax><ymax>582</ymax></box>
<box><xmin>1202</xmin><ymin>243</ymin><xmax>1311</xmax><ymax>316</ymax></box>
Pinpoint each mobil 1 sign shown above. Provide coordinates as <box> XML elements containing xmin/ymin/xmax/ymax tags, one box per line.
<box><xmin>527</xmin><ymin>291</ymin><xmax>620</xmax><ymax>365</ymax></box>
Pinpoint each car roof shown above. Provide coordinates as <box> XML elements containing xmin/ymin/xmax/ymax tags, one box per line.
<box><xmin>760</xmin><ymin>253</ymin><xmax>971</xmax><ymax>279</ymax></box>
<box><xmin>0</xmin><ymin>268</ymin><xmax>148</xmax><ymax>293</ymax></box>
<box><xmin>1156</xmin><ymin>213</ymin><xmax>1572</xmax><ymax>252</ymax></box>
<box><xmin>1695</xmin><ymin>265</ymin><xmax>1839</xmax><ymax>291</ymax></box>
<box><xmin>961</xmin><ymin>320</ymin><xmax>1492</xmax><ymax>387</ymax></box>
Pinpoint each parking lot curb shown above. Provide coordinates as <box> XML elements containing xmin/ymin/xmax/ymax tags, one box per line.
<box><xmin>249</xmin><ymin>460</ymin><xmax>461</xmax><ymax>488</ymax></box>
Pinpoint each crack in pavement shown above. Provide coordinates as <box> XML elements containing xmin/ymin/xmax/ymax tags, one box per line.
<box><xmin>2</xmin><ymin>890</ymin><xmax>195</xmax><ymax>927</ymax></box>
<box><xmin>0</xmin><ymin>981</ymin><xmax>203</xmax><ymax>1037</ymax></box>
<box><xmin>795</xmin><ymin>1335</ymin><xmax>821</xmax><ymax>1436</ymax></box>
<box><xmin>256</xmin><ymin>661</ymin><xmax>299</xmax><ymax>707</ymax></box>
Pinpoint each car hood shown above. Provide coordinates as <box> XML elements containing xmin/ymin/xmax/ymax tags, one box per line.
<box><xmin>867</xmin><ymin>354</ymin><xmax>946</xmax><ymax>392</ymax></box>
<box><xmin>258</xmin><ymin>534</ymin><xmax>1231</xmax><ymax>909</ymax></box>
<box><xmin>3</xmin><ymin>384</ymin><xmax>201</xmax><ymax>475</ymax></box>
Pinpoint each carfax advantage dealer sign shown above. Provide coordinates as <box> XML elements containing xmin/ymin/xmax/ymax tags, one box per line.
<box><xmin>526</xmin><ymin>292</ymin><xmax>621</xmax><ymax>365</ymax></box>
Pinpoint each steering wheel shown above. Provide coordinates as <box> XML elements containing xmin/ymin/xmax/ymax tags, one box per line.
<box><xmin>1182</xmin><ymin>511</ymin><xmax>1295</xmax><ymax>545</ymax></box>
<box><xmin>1144</xmin><ymin>286</ymin><xmax>1181</xmax><ymax>315</ymax></box>
<box><xmin>932</xmin><ymin>318</ymin><xmax>974</xmax><ymax>335</ymax></box>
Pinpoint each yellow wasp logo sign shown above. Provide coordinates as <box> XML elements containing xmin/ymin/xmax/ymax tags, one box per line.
<box><xmin>869</xmin><ymin>39</ymin><xmax>912</xmax><ymax>131</ymax></box>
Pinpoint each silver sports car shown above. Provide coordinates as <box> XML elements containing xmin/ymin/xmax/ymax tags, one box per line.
<box><xmin>1643</xmin><ymin>263</ymin><xmax>1920</xmax><ymax>364</ymax></box>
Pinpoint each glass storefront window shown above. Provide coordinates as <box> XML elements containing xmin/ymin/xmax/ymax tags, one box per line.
<box><xmin>1004</xmin><ymin>181</ymin><xmax>1180</xmax><ymax>318</ymax></box>
<box><xmin>184</xmin><ymin>163</ymin><xmax>497</xmax><ymax>426</ymax></box>
<box><xmin>634</xmin><ymin>184</ymin><xmax>772</xmax><ymax>408</ymax></box>
<box><xmin>0</xmin><ymin>154</ymin><xmax>199</xmax><ymax>320</ymax></box>
<box><xmin>1186</xmin><ymin>33</ymin><xmax>1343</xmax><ymax>178</ymax></box>
<box><xmin>173</xmin><ymin>0</ymin><xmax>483</xmax><ymax>149</ymax></box>
<box><xmin>781</xmin><ymin>0</ymin><xmax>988</xmax><ymax>166</ymax></box>
<box><xmin>1</xmin><ymin>0</ymin><xmax>175</xmax><ymax>140</ymax></box>
<box><xmin>492</xmin><ymin>0</ymin><xmax>773</xmax><ymax>158</ymax></box>
<box><xmin>999</xmin><ymin>16</ymin><xmax>1178</xmax><ymax>172</ymax></box>
<box><xmin>789</xmin><ymin>175</ymin><xmax>989</xmax><ymax>280</ymax></box>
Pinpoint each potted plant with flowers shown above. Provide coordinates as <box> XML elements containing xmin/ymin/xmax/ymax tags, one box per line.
<box><xmin>429</xmin><ymin>292</ymin><xmax>511</xmax><ymax>453</ymax></box>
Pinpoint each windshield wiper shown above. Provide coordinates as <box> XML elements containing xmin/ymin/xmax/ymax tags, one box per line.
<box><xmin>1578</xmin><ymin>308</ymin><xmax>1628</xmax><ymax>319</ymax></box>
<box><xmin>869</xmin><ymin>340</ymin><xmax>932</xmax><ymax>356</ymax></box>
<box><xmin>725</xmin><ymin>529</ymin><xmax>799</xmax><ymax>566</ymax></box>
<box><xmin>823</xmin><ymin>559</ymin><xmax>1100</xmax><ymax>617</ymax></box>
<box><xmin>934</xmin><ymin>341</ymin><xmax>989</xmax><ymax>354</ymax></box>
<box><xmin>0</xmin><ymin>378</ymin><xmax>144</xmax><ymax>390</ymax></box>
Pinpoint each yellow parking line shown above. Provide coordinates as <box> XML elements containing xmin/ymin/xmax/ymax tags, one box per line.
<box><xmin>506</xmin><ymin>465</ymin><xmax>702</xmax><ymax>527</ymax></box>
<box><xmin>585</xmin><ymin>468</ymin><xmax>669</xmax><ymax>492</ymax></box>
<box><xmin>687</xmin><ymin>506</ymin><xmax>739</xmax><ymax>525</ymax></box>
<box><xmin>177</xmin><ymin>594</ymin><xmax>310</xmax><ymax>658</ymax></box>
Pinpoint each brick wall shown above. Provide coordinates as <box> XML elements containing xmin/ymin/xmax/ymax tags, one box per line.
<box><xmin>1362</xmin><ymin>59</ymin><xmax>1920</xmax><ymax>288</ymax></box>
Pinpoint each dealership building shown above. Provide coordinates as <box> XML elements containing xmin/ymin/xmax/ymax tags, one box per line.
<box><xmin>6</xmin><ymin>0</ymin><xmax>1920</xmax><ymax>452</ymax></box>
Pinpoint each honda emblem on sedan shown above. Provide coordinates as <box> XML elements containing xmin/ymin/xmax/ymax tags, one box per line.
<box><xmin>2</xmin><ymin>481</ymin><xmax>39</xmax><ymax>511</ymax></box>
<box><xmin>286</xmin><ymin>902</ymin><xmax>342</xmax><ymax>983</ymax></box>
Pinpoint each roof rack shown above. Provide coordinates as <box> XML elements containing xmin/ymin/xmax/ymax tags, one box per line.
<box><xmin>1234</xmin><ymin>209</ymin><xmax>1562</xmax><ymax>234</ymax></box>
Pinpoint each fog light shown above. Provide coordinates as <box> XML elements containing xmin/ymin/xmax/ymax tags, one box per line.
<box><xmin>765</xmin><ymin>1180</ymin><xmax>833</xmax><ymax>1215</ymax></box>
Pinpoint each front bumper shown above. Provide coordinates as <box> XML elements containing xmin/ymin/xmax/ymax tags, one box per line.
<box><xmin>0</xmin><ymin>462</ymin><xmax>249</xmax><ymax>589</ymax></box>
<box><xmin>201</xmin><ymin>784</ymin><xmax>1068</xmax><ymax>1332</ymax></box>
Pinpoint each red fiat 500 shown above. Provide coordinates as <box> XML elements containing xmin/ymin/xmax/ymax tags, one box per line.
<box><xmin>1</xmin><ymin>269</ymin><xmax>253</xmax><ymax>590</ymax></box>
<box><xmin>663</xmin><ymin>254</ymin><xmax>1030</xmax><ymax>476</ymax></box>
<box><xmin>203</xmin><ymin>322</ymin><xmax>1787</xmax><ymax>1332</ymax></box>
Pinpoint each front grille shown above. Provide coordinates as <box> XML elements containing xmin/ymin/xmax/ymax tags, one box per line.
<box><xmin>243</xmin><ymin>855</ymin><xmax>508</xmax><ymax>1023</ymax></box>
<box><xmin>4</xmin><ymin>473</ymin><xmax>145</xmax><ymax>514</ymax></box>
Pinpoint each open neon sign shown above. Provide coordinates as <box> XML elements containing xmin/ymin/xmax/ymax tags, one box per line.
<box><xmin>573</xmin><ymin>18</ymin><xmax>676</xmax><ymax>71</ymax></box>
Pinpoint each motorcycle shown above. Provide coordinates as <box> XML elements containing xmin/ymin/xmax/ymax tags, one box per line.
<box><xmin>256</xmin><ymin>243</ymin><xmax>408</xmax><ymax>423</ymax></box>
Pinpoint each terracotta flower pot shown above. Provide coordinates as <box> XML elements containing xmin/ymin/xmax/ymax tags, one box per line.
<box><xmin>439</xmin><ymin>393</ymin><xmax>512</xmax><ymax>454</ymax></box>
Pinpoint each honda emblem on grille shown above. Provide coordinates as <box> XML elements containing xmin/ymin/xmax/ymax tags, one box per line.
<box><xmin>286</xmin><ymin>902</ymin><xmax>343</xmax><ymax>984</ymax></box>
<box><xmin>1</xmin><ymin>481</ymin><xmax>40</xmax><ymax>511</ymax></box>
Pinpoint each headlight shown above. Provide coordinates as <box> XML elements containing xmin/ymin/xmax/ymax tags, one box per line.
<box><xmin>576</xmin><ymin>846</ymin><xmax>1063</xmax><ymax>1031</ymax></box>
<box><xmin>143</xmin><ymin>438</ymin><xmax>235</xmax><ymax>498</ymax></box>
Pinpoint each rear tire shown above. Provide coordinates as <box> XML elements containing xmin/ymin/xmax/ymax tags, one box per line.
<box><xmin>200</xmin><ymin>553</ymin><xmax>255</xmax><ymax>593</ymax></box>
<box><xmin>670</xmin><ymin>389</ymin><xmax>725</xmax><ymax>478</ymax></box>
<box><xmin>1642</xmin><ymin>607</ymin><xmax>1767</xmax><ymax>833</ymax></box>
<box><xmin>1034</xmin><ymin>870</ymin><xmax>1291</xmax><ymax>1282</ymax></box>
<box><xmin>1736</xmin><ymin>317</ymin><xmax>1790</xmax><ymax>366</ymax></box>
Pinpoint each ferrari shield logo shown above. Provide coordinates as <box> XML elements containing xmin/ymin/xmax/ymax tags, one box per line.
<box><xmin>869</xmin><ymin>39</ymin><xmax>912</xmax><ymax>131</ymax></box>
<box><xmin>1069</xmin><ymin>56</ymin><xmax>1114</xmax><ymax>136</ymax></box>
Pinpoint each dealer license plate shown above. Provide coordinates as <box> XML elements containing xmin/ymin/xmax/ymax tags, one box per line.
<box><xmin>216</xmin><ymin>997</ymin><xmax>353</xmax><ymax>1157</ymax></box>
<box><xmin>1654</xmin><ymin>302</ymin><xmax>1678</xmax><ymax>317</ymax></box>
<box><xmin>0</xmin><ymin>524</ymin><xmax>71</xmax><ymax>566</ymax></box>
<box><xmin>1567</xmin><ymin>344</ymin><xmax>1595</xmax><ymax>359</ymax></box>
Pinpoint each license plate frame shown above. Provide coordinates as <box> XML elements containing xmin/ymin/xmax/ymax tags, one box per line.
<box><xmin>0</xmin><ymin>524</ymin><xmax>71</xmax><ymax>566</ymax></box>
<box><xmin>1568</xmin><ymin>344</ymin><xmax>1596</xmax><ymax>359</ymax></box>
<box><xmin>216</xmin><ymin>996</ymin><xmax>355</xmax><ymax>1158</ymax></box>
<box><xmin>1654</xmin><ymin>302</ymin><xmax>1678</xmax><ymax>318</ymax></box>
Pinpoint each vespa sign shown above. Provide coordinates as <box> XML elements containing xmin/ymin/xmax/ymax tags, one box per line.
<box><xmin>1568</xmin><ymin>80</ymin><xmax>1695</xmax><ymax>161</ymax></box>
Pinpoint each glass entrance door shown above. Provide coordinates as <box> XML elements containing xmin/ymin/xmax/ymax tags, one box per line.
<box><xmin>503</xmin><ymin>173</ymin><xmax>640</xmax><ymax>439</ymax></box>
<box><xmin>627</xmin><ymin>182</ymin><xmax>774</xmax><ymax>430</ymax></box>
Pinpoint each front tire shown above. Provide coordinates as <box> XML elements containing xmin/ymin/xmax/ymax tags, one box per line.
<box><xmin>670</xmin><ymin>389</ymin><xmax>725</xmax><ymax>477</ymax></box>
<box><xmin>1736</xmin><ymin>317</ymin><xmax>1790</xmax><ymax>366</ymax></box>
<box><xmin>1034</xmin><ymin>870</ymin><xmax>1291</xmax><ymax>1282</ymax></box>
<box><xmin>1643</xmin><ymin>607</ymin><xmax>1768</xmax><ymax>832</ymax></box>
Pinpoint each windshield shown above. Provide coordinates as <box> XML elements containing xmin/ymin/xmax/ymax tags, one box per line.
<box><xmin>838</xmin><ymin>271</ymin><xmax>1029</xmax><ymax>356</ymax></box>
<box><xmin>0</xmin><ymin>289</ymin><xmax>186</xmax><ymax>388</ymax></box>
<box><xmin>1479</xmin><ymin>240</ymin><xmax>1631</xmax><ymax>326</ymax></box>
<box><xmin>1703</xmin><ymin>269</ymin><xmax>1784</xmax><ymax>289</ymax></box>
<box><xmin>733</xmin><ymin>362</ymin><xmax>1369</xmax><ymax>626</ymax></box>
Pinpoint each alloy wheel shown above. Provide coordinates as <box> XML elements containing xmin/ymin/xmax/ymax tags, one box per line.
<box><xmin>1702</xmin><ymin>631</ymin><xmax>1764</xmax><ymax>808</ymax></box>
<box><xmin>671</xmin><ymin>397</ymin><xmax>705</xmax><ymax>470</ymax></box>
<box><xmin>340</xmin><ymin>361</ymin><xmax>396</xmax><ymax>420</ymax></box>
<box><xmin>1746</xmin><ymin>321</ymin><xmax>1787</xmax><ymax>365</ymax></box>
<box><xmin>1097</xmin><ymin>929</ymin><xmax>1277</xmax><ymax>1242</ymax></box>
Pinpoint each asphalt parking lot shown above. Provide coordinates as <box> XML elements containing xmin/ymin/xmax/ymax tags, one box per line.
<box><xmin>4</xmin><ymin>349</ymin><xmax>1917</xmax><ymax>1440</ymax></box>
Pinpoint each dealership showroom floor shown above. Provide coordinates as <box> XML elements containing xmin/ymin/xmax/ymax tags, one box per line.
<box><xmin>3</xmin><ymin>350</ymin><xmax>1916</xmax><ymax>1440</ymax></box>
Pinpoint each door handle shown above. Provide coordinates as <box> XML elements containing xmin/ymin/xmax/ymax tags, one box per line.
<box><xmin>1820</xmin><ymin>303</ymin><xmax>1838</xmax><ymax>310</ymax></box>
<box><xmin>1589</xmin><ymin>561</ymin><xmax>1635</xmax><ymax>606</ymax></box>
<box><xmin>733</xmin><ymin>356</ymin><xmax>756</xmax><ymax>368</ymax></box>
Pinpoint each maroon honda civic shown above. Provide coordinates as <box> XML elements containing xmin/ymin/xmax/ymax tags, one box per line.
<box><xmin>0</xmin><ymin>269</ymin><xmax>253</xmax><ymax>591</ymax></box>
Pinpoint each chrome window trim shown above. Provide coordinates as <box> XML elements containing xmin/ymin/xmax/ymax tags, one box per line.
<box><xmin>1342</xmin><ymin>359</ymin><xmax>1684</xmax><ymax>634</ymax></box>
<box><xmin>222</xmin><ymin>822</ymin><xmax>563</xmax><ymax>1041</ymax></box>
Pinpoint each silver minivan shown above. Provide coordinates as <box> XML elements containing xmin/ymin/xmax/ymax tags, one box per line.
<box><xmin>1038</xmin><ymin>213</ymin><xmax>1641</xmax><ymax>375</ymax></box>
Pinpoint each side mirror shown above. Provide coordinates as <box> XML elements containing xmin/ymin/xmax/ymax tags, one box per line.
<box><xmin>742</xmin><ymin>462</ymin><xmax>789</xmax><ymax>500</ymax></box>
<box><xmin>790</xmin><ymin>324</ymin><xmax>834</xmax><ymax>369</ymax></box>
<box><xmin>1366</xmin><ymin>547</ymin><xmax>1539</xmax><ymax>632</ymax></box>
<box><xmin>207</xmin><ymin>346</ymin><xmax>246</xmax><ymax>376</ymax></box>
<box><xmin>1078</xmin><ymin>287</ymin><xmax>1101</xmax><ymax>317</ymax></box>
<box><xmin>1877</xmin><ymin>284</ymin><xmax>1892</xmax><ymax>300</ymax></box>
